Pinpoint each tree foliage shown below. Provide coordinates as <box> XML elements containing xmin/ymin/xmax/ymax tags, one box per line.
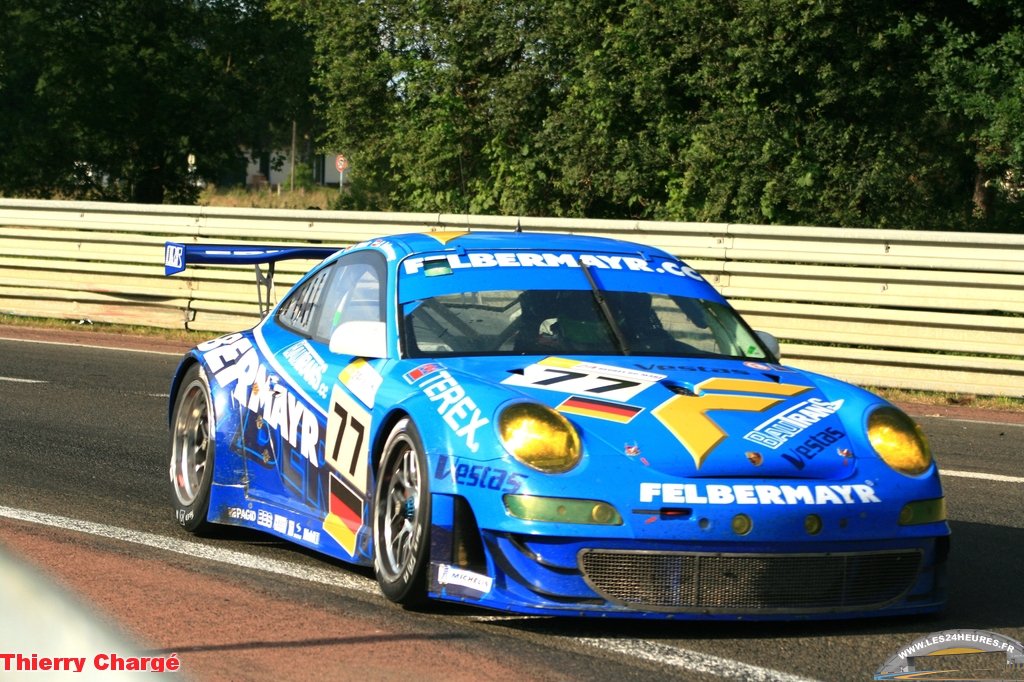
<box><xmin>286</xmin><ymin>0</ymin><xmax>1023</xmax><ymax>231</ymax></box>
<box><xmin>2</xmin><ymin>0</ymin><xmax>1022</xmax><ymax>230</ymax></box>
<box><xmin>0</xmin><ymin>0</ymin><xmax>314</xmax><ymax>203</ymax></box>
<box><xmin>924</xmin><ymin>0</ymin><xmax>1024</xmax><ymax>227</ymax></box>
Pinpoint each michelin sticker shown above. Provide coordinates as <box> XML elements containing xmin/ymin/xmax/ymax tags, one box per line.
<box><xmin>435</xmin><ymin>564</ymin><xmax>493</xmax><ymax>598</ymax></box>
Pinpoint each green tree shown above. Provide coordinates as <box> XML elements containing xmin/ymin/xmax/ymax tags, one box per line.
<box><xmin>287</xmin><ymin>0</ymin><xmax>1022</xmax><ymax>231</ymax></box>
<box><xmin>660</xmin><ymin>1</ymin><xmax>974</xmax><ymax>229</ymax></box>
<box><xmin>281</xmin><ymin>0</ymin><xmax>563</xmax><ymax>214</ymax></box>
<box><xmin>924</xmin><ymin>0</ymin><xmax>1024</xmax><ymax>229</ymax></box>
<box><xmin>532</xmin><ymin>1</ymin><xmax>701</xmax><ymax>218</ymax></box>
<box><xmin>0</xmin><ymin>0</ymin><xmax>315</xmax><ymax>203</ymax></box>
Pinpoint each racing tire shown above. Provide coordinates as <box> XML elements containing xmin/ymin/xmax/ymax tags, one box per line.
<box><xmin>372</xmin><ymin>417</ymin><xmax>431</xmax><ymax>606</ymax></box>
<box><xmin>169</xmin><ymin>364</ymin><xmax>216</xmax><ymax>534</ymax></box>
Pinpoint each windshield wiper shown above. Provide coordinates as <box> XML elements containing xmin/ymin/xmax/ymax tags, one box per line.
<box><xmin>577</xmin><ymin>260</ymin><xmax>632</xmax><ymax>356</ymax></box>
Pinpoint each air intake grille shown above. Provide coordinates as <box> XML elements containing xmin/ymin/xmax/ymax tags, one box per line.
<box><xmin>579</xmin><ymin>550</ymin><xmax>922</xmax><ymax>613</ymax></box>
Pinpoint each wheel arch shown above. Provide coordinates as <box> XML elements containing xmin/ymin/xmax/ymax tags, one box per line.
<box><xmin>368</xmin><ymin>408</ymin><xmax>488</xmax><ymax>584</ymax></box>
<box><xmin>369</xmin><ymin>408</ymin><xmax>433</xmax><ymax>605</ymax></box>
<box><xmin>370</xmin><ymin>408</ymin><xmax>414</xmax><ymax>476</ymax></box>
<box><xmin>168</xmin><ymin>360</ymin><xmax>217</xmax><ymax>534</ymax></box>
<box><xmin>167</xmin><ymin>354</ymin><xmax>202</xmax><ymax>429</ymax></box>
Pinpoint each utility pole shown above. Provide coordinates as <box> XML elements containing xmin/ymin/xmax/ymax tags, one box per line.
<box><xmin>290</xmin><ymin>120</ymin><xmax>297</xmax><ymax>192</ymax></box>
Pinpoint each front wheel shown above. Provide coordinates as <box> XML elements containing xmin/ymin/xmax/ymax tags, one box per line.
<box><xmin>169</xmin><ymin>364</ymin><xmax>215</xmax><ymax>534</ymax></box>
<box><xmin>372</xmin><ymin>418</ymin><xmax>431</xmax><ymax>605</ymax></box>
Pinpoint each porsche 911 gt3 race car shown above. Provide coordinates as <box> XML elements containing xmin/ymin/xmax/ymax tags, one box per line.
<box><xmin>165</xmin><ymin>230</ymin><xmax>948</xmax><ymax>620</ymax></box>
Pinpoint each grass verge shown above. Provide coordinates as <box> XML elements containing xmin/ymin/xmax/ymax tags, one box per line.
<box><xmin>198</xmin><ymin>185</ymin><xmax>335</xmax><ymax>210</ymax></box>
<box><xmin>0</xmin><ymin>313</ymin><xmax>210</xmax><ymax>345</ymax></box>
<box><xmin>870</xmin><ymin>386</ymin><xmax>1024</xmax><ymax>412</ymax></box>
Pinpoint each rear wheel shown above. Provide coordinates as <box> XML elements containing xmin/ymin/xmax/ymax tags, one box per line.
<box><xmin>169</xmin><ymin>364</ymin><xmax>215</xmax><ymax>533</ymax></box>
<box><xmin>372</xmin><ymin>418</ymin><xmax>431</xmax><ymax>605</ymax></box>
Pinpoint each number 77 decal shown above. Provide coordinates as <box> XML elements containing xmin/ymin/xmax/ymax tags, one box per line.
<box><xmin>502</xmin><ymin>357</ymin><xmax>661</xmax><ymax>402</ymax></box>
<box><xmin>653</xmin><ymin>378</ymin><xmax>811</xmax><ymax>469</ymax></box>
<box><xmin>323</xmin><ymin>382</ymin><xmax>372</xmax><ymax>556</ymax></box>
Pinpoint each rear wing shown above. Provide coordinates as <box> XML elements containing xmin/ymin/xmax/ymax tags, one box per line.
<box><xmin>164</xmin><ymin>242</ymin><xmax>338</xmax><ymax>316</ymax></box>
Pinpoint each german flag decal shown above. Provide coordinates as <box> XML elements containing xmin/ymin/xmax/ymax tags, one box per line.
<box><xmin>324</xmin><ymin>474</ymin><xmax>363</xmax><ymax>556</ymax></box>
<box><xmin>557</xmin><ymin>395</ymin><xmax>643</xmax><ymax>424</ymax></box>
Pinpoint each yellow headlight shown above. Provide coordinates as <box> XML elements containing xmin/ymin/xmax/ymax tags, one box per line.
<box><xmin>867</xmin><ymin>407</ymin><xmax>932</xmax><ymax>476</ymax></box>
<box><xmin>498</xmin><ymin>403</ymin><xmax>581</xmax><ymax>473</ymax></box>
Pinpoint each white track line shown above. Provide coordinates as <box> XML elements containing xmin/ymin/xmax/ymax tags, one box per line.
<box><xmin>0</xmin><ymin>505</ymin><xmax>818</xmax><ymax>682</ymax></box>
<box><xmin>0</xmin><ymin>376</ymin><xmax>47</xmax><ymax>384</ymax></box>
<box><xmin>0</xmin><ymin>336</ymin><xmax>185</xmax><ymax>357</ymax></box>
<box><xmin>574</xmin><ymin>637</ymin><xmax>818</xmax><ymax>682</ymax></box>
<box><xmin>0</xmin><ymin>506</ymin><xmax>374</xmax><ymax>594</ymax></box>
<box><xmin>941</xmin><ymin>469</ymin><xmax>1024</xmax><ymax>484</ymax></box>
<box><xmin>925</xmin><ymin>417</ymin><xmax>1024</xmax><ymax>427</ymax></box>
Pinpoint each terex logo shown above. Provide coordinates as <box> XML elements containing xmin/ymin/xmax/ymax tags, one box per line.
<box><xmin>165</xmin><ymin>243</ymin><xmax>184</xmax><ymax>269</ymax></box>
<box><xmin>652</xmin><ymin>378</ymin><xmax>812</xmax><ymax>469</ymax></box>
<box><xmin>414</xmin><ymin>369</ymin><xmax>489</xmax><ymax>453</ymax></box>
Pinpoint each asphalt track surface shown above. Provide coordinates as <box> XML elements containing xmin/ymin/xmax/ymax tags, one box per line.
<box><xmin>0</xmin><ymin>329</ymin><xmax>1022</xmax><ymax>681</ymax></box>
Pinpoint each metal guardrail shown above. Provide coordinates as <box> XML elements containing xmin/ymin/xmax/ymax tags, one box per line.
<box><xmin>1</xmin><ymin>198</ymin><xmax>1022</xmax><ymax>397</ymax></box>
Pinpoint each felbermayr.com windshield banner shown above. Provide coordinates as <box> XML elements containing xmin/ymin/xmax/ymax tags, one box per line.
<box><xmin>876</xmin><ymin>628</ymin><xmax>1024</xmax><ymax>680</ymax></box>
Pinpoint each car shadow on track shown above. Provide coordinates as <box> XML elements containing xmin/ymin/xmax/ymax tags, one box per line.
<box><xmin>181</xmin><ymin>524</ymin><xmax>378</xmax><ymax>580</ymax></box>
<box><xmin>183</xmin><ymin>518</ymin><xmax>1023</xmax><ymax>639</ymax></box>
<box><xmin>475</xmin><ymin>520</ymin><xmax>1023</xmax><ymax>642</ymax></box>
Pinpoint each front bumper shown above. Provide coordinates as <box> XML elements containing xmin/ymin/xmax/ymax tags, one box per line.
<box><xmin>428</xmin><ymin>496</ymin><xmax>949</xmax><ymax>620</ymax></box>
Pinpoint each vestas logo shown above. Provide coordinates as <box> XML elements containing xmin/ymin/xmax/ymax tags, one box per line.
<box><xmin>652</xmin><ymin>378</ymin><xmax>813</xmax><ymax>469</ymax></box>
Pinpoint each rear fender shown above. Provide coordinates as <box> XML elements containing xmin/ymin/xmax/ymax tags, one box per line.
<box><xmin>167</xmin><ymin>352</ymin><xmax>203</xmax><ymax>429</ymax></box>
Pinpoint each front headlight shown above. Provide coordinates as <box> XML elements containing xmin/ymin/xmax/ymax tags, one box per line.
<box><xmin>867</xmin><ymin>406</ymin><xmax>932</xmax><ymax>476</ymax></box>
<box><xmin>498</xmin><ymin>402</ymin><xmax>581</xmax><ymax>473</ymax></box>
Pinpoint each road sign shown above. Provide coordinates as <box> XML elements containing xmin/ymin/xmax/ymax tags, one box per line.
<box><xmin>335</xmin><ymin>154</ymin><xmax>349</xmax><ymax>172</ymax></box>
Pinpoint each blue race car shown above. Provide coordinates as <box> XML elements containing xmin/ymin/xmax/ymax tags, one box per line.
<box><xmin>166</xmin><ymin>230</ymin><xmax>948</xmax><ymax>619</ymax></box>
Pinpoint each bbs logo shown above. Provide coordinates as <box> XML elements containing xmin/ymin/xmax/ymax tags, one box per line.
<box><xmin>165</xmin><ymin>244</ymin><xmax>184</xmax><ymax>269</ymax></box>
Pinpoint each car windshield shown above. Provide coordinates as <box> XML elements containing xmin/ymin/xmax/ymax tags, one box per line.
<box><xmin>401</xmin><ymin>289</ymin><xmax>768</xmax><ymax>359</ymax></box>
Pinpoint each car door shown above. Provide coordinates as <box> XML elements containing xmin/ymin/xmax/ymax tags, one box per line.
<box><xmin>256</xmin><ymin>250</ymin><xmax>388</xmax><ymax>558</ymax></box>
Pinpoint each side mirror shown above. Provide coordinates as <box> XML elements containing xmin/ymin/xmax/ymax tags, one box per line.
<box><xmin>329</xmin><ymin>321</ymin><xmax>388</xmax><ymax>359</ymax></box>
<box><xmin>755</xmin><ymin>330</ymin><xmax>781</xmax><ymax>361</ymax></box>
